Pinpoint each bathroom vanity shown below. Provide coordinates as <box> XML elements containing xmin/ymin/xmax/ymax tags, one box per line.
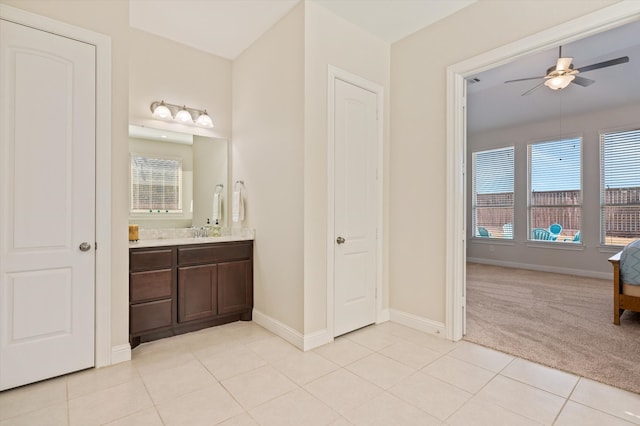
<box><xmin>129</xmin><ymin>236</ymin><xmax>253</xmax><ymax>348</ymax></box>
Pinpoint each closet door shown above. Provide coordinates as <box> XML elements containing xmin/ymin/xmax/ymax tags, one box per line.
<box><xmin>0</xmin><ymin>19</ymin><xmax>96</xmax><ymax>390</ymax></box>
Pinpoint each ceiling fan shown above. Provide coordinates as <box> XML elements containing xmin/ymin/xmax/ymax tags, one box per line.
<box><xmin>504</xmin><ymin>46</ymin><xmax>629</xmax><ymax>96</ymax></box>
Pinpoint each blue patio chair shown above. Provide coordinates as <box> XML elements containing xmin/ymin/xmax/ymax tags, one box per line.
<box><xmin>549</xmin><ymin>223</ymin><xmax>562</xmax><ymax>238</ymax></box>
<box><xmin>477</xmin><ymin>227</ymin><xmax>491</xmax><ymax>237</ymax></box>
<box><xmin>564</xmin><ymin>230</ymin><xmax>581</xmax><ymax>243</ymax></box>
<box><xmin>532</xmin><ymin>228</ymin><xmax>555</xmax><ymax>240</ymax></box>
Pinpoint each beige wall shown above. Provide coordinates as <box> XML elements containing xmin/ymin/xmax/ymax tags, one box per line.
<box><xmin>390</xmin><ymin>0</ymin><xmax>619</xmax><ymax>324</ymax></box>
<box><xmin>232</xmin><ymin>4</ymin><xmax>306</xmax><ymax>332</ymax></box>
<box><xmin>303</xmin><ymin>1</ymin><xmax>390</xmax><ymax>333</ymax></box>
<box><xmin>129</xmin><ymin>28</ymin><xmax>232</xmax><ymax>140</ymax></box>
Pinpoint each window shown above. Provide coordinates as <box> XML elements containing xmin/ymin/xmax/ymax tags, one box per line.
<box><xmin>528</xmin><ymin>137</ymin><xmax>581</xmax><ymax>242</ymax></box>
<box><xmin>472</xmin><ymin>147</ymin><xmax>514</xmax><ymax>239</ymax></box>
<box><xmin>600</xmin><ymin>128</ymin><xmax>640</xmax><ymax>246</ymax></box>
<box><xmin>130</xmin><ymin>155</ymin><xmax>182</xmax><ymax>214</ymax></box>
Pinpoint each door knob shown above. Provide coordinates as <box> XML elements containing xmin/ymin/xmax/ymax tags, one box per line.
<box><xmin>336</xmin><ymin>236</ymin><xmax>345</xmax><ymax>244</ymax></box>
<box><xmin>79</xmin><ymin>242</ymin><xmax>92</xmax><ymax>252</ymax></box>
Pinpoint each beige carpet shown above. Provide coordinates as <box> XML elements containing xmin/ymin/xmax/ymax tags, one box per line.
<box><xmin>464</xmin><ymin>263</ymin><xmax>640</xmax><ymax>395</ymax></box>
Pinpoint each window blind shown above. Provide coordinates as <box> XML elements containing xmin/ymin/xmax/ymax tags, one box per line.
<box><xmin>528</xmin><ymin>137</ymin><xmax>581</xmax><ymax>240</ymax></box>
<box><xmin>130</xmin><ymin>155</ymin><xmax>182</xmax><ymax>213</ymax></box>
<box><xmin>472</xmin><ymin>147</ymin><xmax>514</xmax><ymax>239</ymax></box>
<box><xmin>600</xmin><ymin>128</ymin><xmax>640</xmax><ymax>245</ymax></box>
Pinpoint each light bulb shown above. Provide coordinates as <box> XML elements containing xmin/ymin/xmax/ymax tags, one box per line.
<box><xmin>196</xmin><ymin>110</ymin><xmax>214</xmax><ymax>128</ymax></box>
<box><xmin>152</xmin><ymin>101</ymin><xmax>172</xmax><ymax>119</ymax></box>
<box><xmin>544</xmin><ymin>74</ymin><xmax>574</xmax><ymax>90</ymax></box>
<box><xmin>174</xmin><ymin>106</ymin><xmax>193</xmax><ymax>124</ymax></box>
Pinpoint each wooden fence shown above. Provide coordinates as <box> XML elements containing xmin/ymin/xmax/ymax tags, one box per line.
<box><xmin>476</xmin><ymin>187</ymin><xmax>640</xmax><ymax>238</ymax></box>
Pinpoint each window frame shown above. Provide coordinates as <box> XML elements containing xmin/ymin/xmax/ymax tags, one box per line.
<box><xmin>599</xmin><ymin>127</ymin><xmax>640</xmax><ymax>247</ymax></box>
<box><xmin>471</xmin><ymin>146</ymin><xmax>515</xmax><ymax>240</ymax></box>
<box><xmin>527</xmin><ymin>136</ymin><xmax>582</xmax><ymax>243</ymax></box>
<box><xmin>129</xmin><ymin>152</ymin><xmax>184</xmax><ymax>216</ymax></box>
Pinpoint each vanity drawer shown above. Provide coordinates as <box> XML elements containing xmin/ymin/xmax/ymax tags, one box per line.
<box><xmin>130</xmin><ymin>299</ymin><xmax>172</xmax><ymax>334</ymax></box>
<box><xmin>130</xmin><ymin>269</ymin><xmax>172</xmax><ymax>303</ymax></box>
<box><xmin>130</xmin><ymin>248</ymin><xmax>173</xmax><ymax>271</ymax></box>
<box><xmin>178</xmin><ymin>242</ymin><xmax>252</xmax><ymax>266</ymax></box>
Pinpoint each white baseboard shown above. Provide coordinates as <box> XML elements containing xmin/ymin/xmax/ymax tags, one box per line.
<box><xmin>466</xmin><ymin>257</ymin><xmax>611</xmax><ymax>280</ymax></box>
<box><xmin>252</xmin><ymin>309</ymin><xmax>304</xmax><ymax>350</ymax></box>
<box><xmin>110</xmin><ymin>344</ymin><xmax>131</xmax><ymax>365</ymax></box>
<box><xmin>253</xmin><ymin>308</ymin><xmax>446</xmax><ymax>352</ymax></box>
<box><xmin>378</xmin><ymin>308</ymin><xmax>390</xmax><ymax>323</ymax></box>
<box><xmin>252</xmin><ymin>309</ymin><xmax>333</xmax><ymax>351</ymax></box>
<box><xmin>389</xmin><ymin>309</ymin><xmax>446</xmax><ymax>337</ymax></box>
<box><xmin>303</xmin><ymin>328</ymin><xmax>333</xmax><ymax>351</ymax></box>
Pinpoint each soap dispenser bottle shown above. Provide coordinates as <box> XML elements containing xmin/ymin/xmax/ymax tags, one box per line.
<box><xmin>204</xmin><ymin>218</ymin><xmax>213</xmax><ymax>237</ymax></box>
<box><xmin>212</xmin><ymin>219</ymin><xmax>222</xmax><ymax>237</ymax></box>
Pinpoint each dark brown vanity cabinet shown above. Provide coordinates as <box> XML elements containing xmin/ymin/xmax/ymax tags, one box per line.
<box><xmin>129</xmin><ymin>240</ymin><xmax>253</xmax><ymax>347</ymax></box>
<box><xmin>129</xmin><ymin>248</ymin><xmax>174</xmax><ymax>338</ymax></box>
<box><xmin>177</xmin><ymin>242</ymin><xmax>253</xmax><ymax>323</ymax></box>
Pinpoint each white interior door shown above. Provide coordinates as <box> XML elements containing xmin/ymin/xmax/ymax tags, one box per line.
<box><xmin>333</xmin><ymin>78</ymin><xmax>378</xmax><ymax>337</ymax></box>
<box><xmin>0</xmin><ymin>20</ymin><xmax>96</xmax><ymax>390</ymax></box>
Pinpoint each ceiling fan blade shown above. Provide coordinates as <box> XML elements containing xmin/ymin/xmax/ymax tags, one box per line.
<box><xmin>576</xmin><ymin>56</ymin><xmax>629</xmax><ymax>73</ymax></box>
<box><xmin>521</xmin><ymin>81</ymin><xmax>545</xmax><ymax>96</ymax></box>
<box><xmin>505</xmin><ymin>76</ymin><xmax>545</xmax><ymax>83</ymax></box>
<box><xmin>556</xmin><ymin>57</ymin><xmax>573</xmax><ymax>72</ymax></box>
<box><xmin>572</xmin><ymin>75</ymin><xmax>595</xmax><ymax>87</ymax></box>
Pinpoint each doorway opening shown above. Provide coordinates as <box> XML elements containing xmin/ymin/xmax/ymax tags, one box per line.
<box><xmin>445</xmin><ymin>2</ymin><xmax>640</xmax><ymax>341</ymax></box>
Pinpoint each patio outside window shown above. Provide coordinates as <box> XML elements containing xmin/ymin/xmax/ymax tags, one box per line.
<box><xmin>528</xmin><ymin>137</ymin><xmax>582</xmax><ymax>242</ymax></box>
<box><xmin>472</xmin><ymin>147</ymin><xmax>514</xmax><ymax>239</ymax></box>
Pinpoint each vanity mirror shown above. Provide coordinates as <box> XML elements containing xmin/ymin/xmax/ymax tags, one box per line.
<box><xmin>128</xmin><ymin>124</ymin><xmax>228</xmax><ymax>230</ymax></box>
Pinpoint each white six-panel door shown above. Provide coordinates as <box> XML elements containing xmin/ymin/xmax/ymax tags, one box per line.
<box><xmin>333</xmin><ymin>78</ymin><xmax>378</xmax><ymax>337</ymax></box>
<box><xmin>0</xmin><ymin>19</ymin><xmax>96</xmax><ymax>390</ymax></box>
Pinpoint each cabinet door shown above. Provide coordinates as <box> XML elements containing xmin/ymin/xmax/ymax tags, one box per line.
<box><xmin>218</xmin><ymin>260</ymin><xmax>252</xmax><ymax>315</ymax></box>
<box><xmin>178</xmin><ymin>264</ymin><xmax>217</xmax><ymax>323</ymax></box>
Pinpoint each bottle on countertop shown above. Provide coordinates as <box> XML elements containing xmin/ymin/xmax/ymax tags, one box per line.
<box><xmin>204</xmin><ymin>218</ymin><xmax>214</xmax><ymax>237</ymax></box>
<box><xmin>212</xmin><ymin>219</ymin><xmax>222</xmax><ymax>237</ymax></box>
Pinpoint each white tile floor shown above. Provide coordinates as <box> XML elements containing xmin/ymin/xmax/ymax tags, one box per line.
<box><xmin>1</xmin><ymin>321</ymin><xmax>640</xmax><ymax>425</ymax></box>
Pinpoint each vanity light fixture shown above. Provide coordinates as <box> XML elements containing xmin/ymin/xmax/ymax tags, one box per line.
<box><xmin>150</xmin><ymin>100</ymin><xmax>214</xmax><ymax>128</ymax></box>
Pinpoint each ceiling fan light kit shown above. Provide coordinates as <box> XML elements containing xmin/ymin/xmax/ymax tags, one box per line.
<box><xmin>504</xmin><ymin>46</ymin><xmax>629</xmax><ymax>96</ymax></box>
<box><xmin>544</xmin><ymin>74</ymin><xmax>575</xmax><ymax>90</ymax></box>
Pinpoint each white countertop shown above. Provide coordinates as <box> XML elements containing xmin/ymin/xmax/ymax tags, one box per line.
<box><xmin>129</xmin><ymin>229</ymin><xmax>254</xmax><ymax>249</ymax></box>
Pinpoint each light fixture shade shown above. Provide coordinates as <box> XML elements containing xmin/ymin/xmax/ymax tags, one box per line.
<box><xmin>151</xmin><ymin>101</ymin><xmax>172</xmax><ymax>119</ymax></box>
<box><xmin>195</xmin><ymin>110</ymin><xmax>214</xmax><ymax>128</ymax></box>
<box><xmin>174</xmin><ymin>106</ymin><xmax>193</xmax><ymax>124</ymax></box>
<box><xmin>544</xmin><ymin>74</ymin><xmax>575</xmax><ymax>90</ymax></box>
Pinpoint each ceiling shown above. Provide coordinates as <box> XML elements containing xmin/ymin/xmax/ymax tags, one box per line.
<box><xmin>467</xmin><ymin>19</ymin><xmax>640</xmax><ymax>134</ymax></box>
<box><xmin>129</xmin><ymin>0</ymin><xmax>475</xmax><ymax>60</ymax></box>
<box><xmin>129</xmin><ymin>1</ymin><xmax>640</xmax><ymax>135</ymax></box>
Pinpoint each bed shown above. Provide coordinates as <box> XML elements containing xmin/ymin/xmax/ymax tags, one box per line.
<box><xmin>608</xmin><ymin>241</ymin><xmax>640</xmax><ymax>325</ymax></box>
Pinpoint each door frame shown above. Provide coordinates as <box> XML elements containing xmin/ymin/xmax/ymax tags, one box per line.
<box><xmin>445</xmin><ymin>1</ymin><xmax>640</xmax><ymax>340</ymax></box>
<box><xmin>327</xmin><ymin>65</ymin><xmax>384</xmax><ymax>338</ymax></box>
<box><xmin>0</xmin><ymin>4</ymin><xmax>112</xmax><ymax>366</ymax></box>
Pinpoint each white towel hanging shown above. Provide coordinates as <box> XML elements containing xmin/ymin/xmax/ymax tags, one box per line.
<box><xmin>232</xmin><ymin>181</ymin><xmax>245</xmax><ymax>223</ymax></box>
<box><xmin>212</xmin><ymin>193</ymin><xmax>221</xmax><ymax>221</ymax></box>
<box><xmin>232</xmin><ymin>191</ymin><xmax>244</xmax><ymax>223</ymax></box>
